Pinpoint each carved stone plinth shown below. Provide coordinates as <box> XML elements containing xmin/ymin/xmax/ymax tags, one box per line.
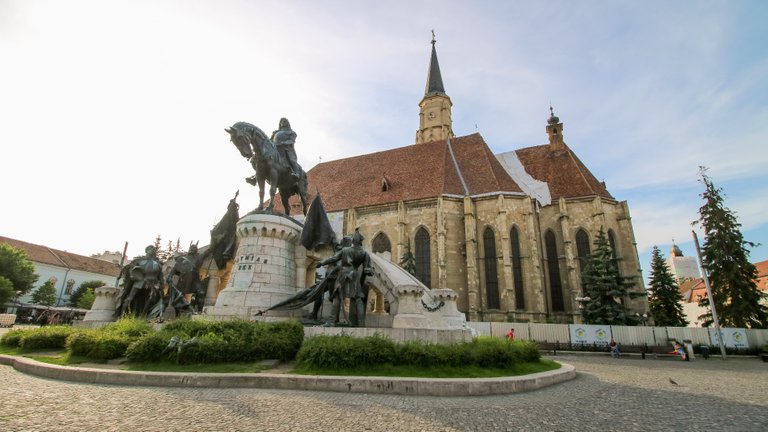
<box><xmin>203</xmin><ymin>213</ymin><xmax>304</xmax><ymax>321</ymax></box>
<box><xmin>391</xmin><ymin>285</ymin><xmax>429</xmax><ymax>329</ymax></box>
<box><xmin>83</xmin><ymin>286</ymin><xmax>119</xmax><ymax>322</ymax></box>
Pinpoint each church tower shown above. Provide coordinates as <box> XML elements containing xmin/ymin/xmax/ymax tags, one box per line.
<box><xmin>546</xmin><ymin>106</ymin><xmax>566</xmax><ymax>151</ymax></box>
<box><xmin>416</xmin><ymin>33</ymin><xmax>453</xmax><ymax>144</ymax></box>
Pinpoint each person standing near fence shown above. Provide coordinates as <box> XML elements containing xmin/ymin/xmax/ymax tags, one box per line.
<box><xmin>506</xmin><ymin>328</ymin><xmax>515</xmax><ymax>341</ymax></box>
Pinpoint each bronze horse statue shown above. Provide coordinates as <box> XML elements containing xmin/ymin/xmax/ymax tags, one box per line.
<box><xmin>225</xmin><ymin>122</ymin><xmax>308</xmax><ymax>216</ymax></box>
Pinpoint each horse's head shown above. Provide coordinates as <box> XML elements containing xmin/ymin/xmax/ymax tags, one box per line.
<box><xmin>225</xmin><ymin>123</ymin><xmax>254</xmax><ymax>160</ymax></box>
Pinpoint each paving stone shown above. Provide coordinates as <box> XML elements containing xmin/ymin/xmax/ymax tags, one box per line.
<box><xmin>0</xmin><ymin>355</ymin><xmax>766</xmax><ymax>431</ymax></box>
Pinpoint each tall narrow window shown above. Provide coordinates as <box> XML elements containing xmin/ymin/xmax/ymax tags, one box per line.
<box><xmin>575</xmin><ymin>229</ymin><xmax>591</xmax><ymax>271</ymax></box>
<box><xmin>545</xmin><ymin>230</ymin><xmax>564</xmax><ymax>312</ymax></box>
<box><xmin>414</xmin><ymin>227</ymin><xmax>431</xmax><ymax>288</ymax></box>
<box><xmin>510</xmin><ymin>226</ymin><xmax>525</xmax><ymax>310</ymax></box>
<box><xmin>483</xmin><ymin>227</ymin><xmax>500</xmax><ymax>310</ymax></box>
<box><xmin>607</xmin><ymin>229</ymin><xmax>618</xmax><ymax>260</ymax></box>
<box><xmin>372</xmin><ymin>233</ymin><xmax>391</xmax><ymax>254</ymax></box>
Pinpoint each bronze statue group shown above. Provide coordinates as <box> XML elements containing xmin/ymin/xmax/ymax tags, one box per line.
<box><xmin>113</xmin><ymin>243</ymin><xmax>206</xmax><ymax>320</ymax></box>
<box><xmin>115</xmin><ymin>117</ymin><xmax>372</xmax><ymax>327</ymax></box>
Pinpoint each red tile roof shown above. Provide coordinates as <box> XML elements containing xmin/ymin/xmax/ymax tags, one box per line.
<box><xmin>515</xmin><ymin>143</ymin><xmax>614</xmax><ymax>201</ymax></box>
<box><xmin>278</xmin><ymin>135</ymin><xmax>615</xmax><ymax>213</ymax></box>
<box><xmin>0</xmin><ymin>236</ymin><xmax>120</xmax><ymax>277</ymax></box>
<box><xmin>280</xmin><ymin>134</ymin><xmax>526</xmax><ymax>213</ymax></box>
<box><xmin>754</xmin><ymin>260</ymin><xmax>768</xmax><ymax>292</ymax></box>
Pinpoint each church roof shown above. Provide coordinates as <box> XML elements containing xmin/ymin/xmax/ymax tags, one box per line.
<box><xmin>0</xmin><ymin>235</ymin><xmax>120</xmax><ymax>277</ymax></box>
<box><xmin>514</xmin><ymin>143</ymin><xmax>615</xmax><ymax>201</ymax></box>
<box><xmin>289</xmin><ymin>134</ymin><xmax>524</xmax><ymax>213</ymax></box>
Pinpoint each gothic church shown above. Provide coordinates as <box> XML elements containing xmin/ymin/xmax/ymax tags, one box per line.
<box><xmin>291</xmin><ymin>38</ymin><xmax>647</xmax><ymax>323</ymax></box>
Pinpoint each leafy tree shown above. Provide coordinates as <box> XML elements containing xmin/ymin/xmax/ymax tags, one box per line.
<box><xmin>0</xmin><ymin>276</ymin><xmax>14</xmax><ymax>308</ymax></box>
<box><xmin>0</xmin><ymin>243</ymin><xmax>38</xmax><ymax>295</ymax></box>
<box><xmin>580</xmin><ymin>227</ymin><xmax>641</xmax><ymax>325</ymax></box>
<box><xmin>69</xmin><ymin>280</ymin><xmax>106</xmax><ymax>307</ymax></box>
<box><xmin>399</xmin><ymin>241</ymin><xmax>416</xmax><ymax>276</ymax></box>
<box><xmin>76</xmin><ymin>288</ymin><xmax>96</xmax><ymax>310</ymax></box>
<box><xmin>694</xmin><ymin>168</ymin><xmax>768</xmax><ymax>328</ymax></box>
<box><xmin>31</xmin><ymin>279</ymin><xmax>57</xmax><ymax>306</ymax></box>
<box><xmin>647</xmin><ymin>246</ymin><xmax>688</xmax><ymax>327</ymax></box>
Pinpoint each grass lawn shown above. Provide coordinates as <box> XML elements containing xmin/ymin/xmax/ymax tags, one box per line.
<box><xmin>292</xmin><ymin>359</ymin><xmax>560</xmax><ymax>378</ymax></box>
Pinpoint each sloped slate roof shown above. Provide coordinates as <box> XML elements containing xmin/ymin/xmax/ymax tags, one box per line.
<box><xmin>282</xmin><ymin>134</ymin><xmax>523</xmax><ymax>213</ymax></box>
<box><xmin>0</xmin><ymin>235</ymin><xmax>120</xmax><ymax>277</ymax></box>
<box><xmin>514</xmin><ymin>143</ymin><xmax>614</xmax><ymax>201</ymax></box>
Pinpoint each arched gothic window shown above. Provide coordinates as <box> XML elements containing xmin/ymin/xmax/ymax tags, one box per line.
<box><xmin>510</xmin><ymin>226</ymin><xmax>525</xmax><ymax>310</ymax></box>
<box><xmin>414</xmin><ymin>227</ymin><xmax>431</xmax><ymax>288</ymax></box>
<box><xmin>372</xmin><ymin>233</ymin><xmax>391</xmax><ymax>254</ymax></box>
<box><xmin>575</xmin><ymin>229</ymin><xmax>591</xmax><ymax>271</ymax></box>
<box><xmin>545</xmin><ymin>230</ymin><xmax>564</xmax><ymax>312</ymax></box>
<box><xmin>607</xmin><ymin>229</ymin><xmax>618</xmax><ymax>260</ymax></box>
<box><xmin>483</xmin><ymin>227</ymin><xmax>500</xmax><ymax>310</ymax></box>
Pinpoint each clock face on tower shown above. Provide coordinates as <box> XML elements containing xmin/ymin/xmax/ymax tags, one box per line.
<box><xmin>428</xmin><ymin>111</ymin><xmax>436</xmax><ymax>120</ymax></box>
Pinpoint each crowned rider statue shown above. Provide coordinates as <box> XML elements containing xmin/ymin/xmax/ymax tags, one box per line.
<box><xmin>271</xmin><ymin>118</ymin><xmax>300</xmax><ymax>180</ymax></box>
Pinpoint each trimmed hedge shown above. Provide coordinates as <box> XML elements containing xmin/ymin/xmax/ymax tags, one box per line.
<box><xmin>296</xmin><ymin>334</ymin><xmax>397</xmax><ymax>369</ymax></box>
<box><xmin>296</xmin><ymin>335</ymin><xmax>541</xmax><ymax>369</ymax></box>
<box><xmin>17</xmin><ymin>326</ymin><xmax>75</xmax><ymax>350</ymax></box>
<box><xmin>126</xmin><ymin>319</ymin><xmax>305</xmax><ymax>364</ymax></box>
<box><xmin>0</xmin><ymin>328</ymin><xmax>28</xmax><ymax>347</ymax></box>
<box><xmin>66</xmin><ymin>330</ymin><xmax>131</xmax><ymax>360</ymax></box>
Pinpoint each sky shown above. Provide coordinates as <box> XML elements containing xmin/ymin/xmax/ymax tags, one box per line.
<box><xmin>1</xmin><ymin>0</ymin><xmax>766</xmax><ymax>285</ymax></box>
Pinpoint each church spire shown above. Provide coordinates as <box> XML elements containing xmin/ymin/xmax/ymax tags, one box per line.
<box><xmin>416</xmin><ymin>31</ymin><xmax>453</xmax><ymax>144</ymax></box>
<box><xmin>425</xmin><ymin>30</ymin><xmax>445</xmax><ymax>96</ymax></box>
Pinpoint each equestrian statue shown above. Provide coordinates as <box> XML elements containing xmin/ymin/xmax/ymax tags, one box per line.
<box><xmin>225</xmin><ymin>118</ymin><xmax>309</xmax><ymax>216</ymax></box>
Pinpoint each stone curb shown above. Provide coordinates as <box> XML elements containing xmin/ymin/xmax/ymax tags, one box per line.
<box><xmin>0</xmin><ymin>354</ymin><xmax>575</xmax><ymax>396</ymax></box>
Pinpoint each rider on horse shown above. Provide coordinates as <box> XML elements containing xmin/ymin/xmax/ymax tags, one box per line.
<box><xmin>271</xmin><ymin>118</ymin><xmax>300</xmax><ymax>180</ymax></box>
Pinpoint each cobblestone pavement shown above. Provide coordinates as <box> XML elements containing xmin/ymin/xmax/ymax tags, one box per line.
<box><xmin>1</xmin><ymin>355</ymin><xmax>766</xmax><ymax>432</ymax></box>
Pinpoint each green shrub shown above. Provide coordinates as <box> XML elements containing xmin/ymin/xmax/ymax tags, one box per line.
<box><xmin>18</xmin><ymin>326</ymin><xmax>75</xmax><ymax>350</ymax></box>
<box><xmin>298</xmin><ymin>335</ymin><xmax>542</xmax><ymax>370</ymax></box>
<box><xmin>102</xmin><ymin>317</ymin><xmax>154</xmax><ymax>338</ymax></box>
<box><xmin>396</xmin><ymin>340</ymin><xmax>450</xmax><ymax>367</ymax></box>
<box><xmin>125</xmin><ymin>333</ymin><xmax>169</xmax><ymax>362</ymax></box>
<box><xmin>1</xmin><ymin>328</ymin><xmax>27</xmax><ymax>347</ymax></box>
<box><xmin>126</xmin><ymin>319</ymin><xmax>305</xmax><ymax>364</ymax></box>
<box><xmin>297</xmin><ymin>334</ymin><xmax>397</xmax><ymax>369</ymax></box>
<box><xmin>66</xmin><ymin>330</ymin><xmax>131</xmax><ymax>360</ymax></box>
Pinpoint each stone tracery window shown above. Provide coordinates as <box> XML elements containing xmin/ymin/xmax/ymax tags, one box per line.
<box><xmin>483</xmin><ymin>227</ymin><xmax>500</xmax><ymax>310</ymax></box>
<box><xmin>545</xmin><ymin>230</ymin><xmax>564</xmax><ymax>312</ymax></box>
<box><xmin>510</xmin><ymin>226</ymin><xmax>525</xmax><ymax>310</ymax></box>
<box><xmin>372</xmin><ymin>233</ymin><xmax>391</xmax><ymax>254</ymax></box>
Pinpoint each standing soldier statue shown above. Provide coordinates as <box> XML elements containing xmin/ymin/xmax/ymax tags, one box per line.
<box><xmin>316</xmin><ymin>228</ymin><xmax>373</xmax><ymax>327</ymax></box>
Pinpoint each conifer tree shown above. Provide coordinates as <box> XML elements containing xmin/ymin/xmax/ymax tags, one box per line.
<box><xmin>580</xmin><ymin>227</ymin><xmax>641</xmax><ymax>325</ymax></box>
<box><xmin>31</xmin><ymin>279</ymin><xmax>57</xmax><ymax>306</ymax></box>
<box><xmin>647</xmin><ymin>246</ymin><xmax>688</xmax><ymax>326</ymax></box>
<box><xmin>69</xmin><ymin>280</ymin><xmax>106</xmax><ymax>307</ymax></box>
<box><xmin>694</xmin><ymin>168</ymin><xmax>768</xmax><ymax>328</ymax></box>
<box><xmin>399</xmin><ymin>241</ymin><xmax>416</xmax><ymax>276</ymax></box>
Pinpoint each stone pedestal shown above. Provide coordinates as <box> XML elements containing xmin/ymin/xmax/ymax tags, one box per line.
<box><xmin>82</xmin><ymin>286</ymin><xmax>119</xmax><ymax>322</ymax></box>
<box><xmin>391</xmin><ymin>285</ymin><xmax>429</xmax><ymax>329</ymax></box>
<box><xmin>203</xmin><ymin>213</ymin><xmax>304</xmax><ymax>321</ymax></box>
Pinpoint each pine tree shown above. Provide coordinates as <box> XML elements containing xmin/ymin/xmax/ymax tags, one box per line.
<box><xmin>399</xmin><ymin>241</ymin><xmax>416</xmax><ymax>276</ymax></box>
<box><xmin>69</xmin><ymin>280</ymin><xmax>106</xmax><ymax>307</ymax></box>
<box><xmin>647</xmin><ymin>246</ymin><xmax>688</xmax><ymax>326</ymax></box>
<box><xmin>31</xmin><ymin>279</ymin><xmax>57</xmax><ymax>306</ymax></box>
<box><xmin>76</xmin><ymin>288</ymin><xmax>96</xmax><ymax>310</ymax></box>
<box><xmin>694</xmin><ymin>168</ymin><xmax>768</xmax><ymax>328</ymax></box>
<box><xmin>580</xmin><ymin>227</ymin><xmax>641</xmax><ymax>325</ymax></box>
